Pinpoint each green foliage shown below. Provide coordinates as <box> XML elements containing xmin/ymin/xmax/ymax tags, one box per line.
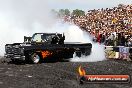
<box><xmin>58</xmin><ymin>9</ymin><xmax>70</xmax><ymax>17</ymax></box>
<box><xmin>51</xmin><ymin>9</ymin><xmax>59</xmax><ymax>17</ymax></box>
<box><xmin>58</xmin><ymin>9</ymin><xmax>65</xmax><ymax>17</ymax></box>
<box><xmin>72</xmin><ymin>9</ymin><xmax>85</xmax><ymax>16</ymax></box>
<box><xmin>64</xmin><ymin>9</ymin><xmax>70</xmax><ymax>16</ymax></box>
<box><xmin>51</xmin><ymin>9</ymin><xmax>85</xmax><ymax>17</ymax></box>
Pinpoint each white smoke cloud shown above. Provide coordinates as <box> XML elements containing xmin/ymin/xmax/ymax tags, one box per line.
<box><xmin>64</xmin><ymin>26</ymin><xmax>88</xmax><ymax>43</ymax></box>
<box><xmin>0</xmin><ymin>0</ymin><xmax>56</xmax><ymax>56</ymax></box>
<box><xmin>64</xmin><ymin>25</ymin><xmax>106</xmax><ymax>62</ymax></box>
<box><xmin>71</xmin><ymin>44</ymin><xmax>106</xmax><ymax>62</ymax></box>
<box><xmin>0</xmin><ymin>0</ymin><xmax>106</xmax><ymax>62</ymax></box>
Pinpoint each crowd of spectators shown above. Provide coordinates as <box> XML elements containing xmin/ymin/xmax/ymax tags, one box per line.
<box><xmin>64</xmin><ymin>4</ymin><xmax>132</xmax><ymax>47</ymax></box>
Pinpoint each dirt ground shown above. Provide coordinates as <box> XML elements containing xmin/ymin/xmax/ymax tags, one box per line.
<box><xmin>0</xmin><ymin>57</ymin><xmax>131</xmax><ymax>88</ymax></box>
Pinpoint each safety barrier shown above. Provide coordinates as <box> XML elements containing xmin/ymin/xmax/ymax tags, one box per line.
<box><xmin>105</xmin><ymin>46</ymin><xmax>132</xmax><ymax>61</ymax></box>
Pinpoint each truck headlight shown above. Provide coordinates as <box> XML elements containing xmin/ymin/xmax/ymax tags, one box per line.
<box><xmin>20</xmin><ymin>48</ymin><xmax>24</xmax><ymax>54</ymax></box>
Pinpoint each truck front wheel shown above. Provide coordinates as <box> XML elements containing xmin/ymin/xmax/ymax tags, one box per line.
<box><xmin>31</xmin><ymin>53</ymin><xmax>41</xmax><ymax>64</ymax></box>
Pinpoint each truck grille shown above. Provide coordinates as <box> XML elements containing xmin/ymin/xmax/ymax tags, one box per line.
<box><xmin>5</xmin><ymin>45</ymin><xmax>13</xmax><ymax>54</ymax></box>
<box><xmin>13</xmin><ymin>47</ymin><xmax>21</xmax><ymax>55</ymax></box>
<box><xmin>6</xmin><ymin>45</ymin><xmax>23</xmax><ymax>55</ymax></box>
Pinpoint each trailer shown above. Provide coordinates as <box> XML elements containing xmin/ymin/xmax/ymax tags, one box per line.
<box><xmin>4</xmin><ymin>33</ymin><xmax>92</xmax><ymax>64</ymax></box>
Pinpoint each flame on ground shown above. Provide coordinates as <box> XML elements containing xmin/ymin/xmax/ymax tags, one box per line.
<box><xmin>41</xmin><ymin>51</ymin><xmax>52</xmax><ymax>59</ymax></box>
<box><xmin>78</xmin><ymin>66</ymin><xmax>86</xmax><ymax>76</ymax></box>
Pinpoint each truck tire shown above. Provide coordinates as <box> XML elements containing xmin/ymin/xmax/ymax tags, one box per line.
<box><xmin>31</xmin><ymin>53</ymin><xmax>41</xmax><ymax>64</ymax></box>
<box><xmin>75</xmin><ymin>51</ymin><xmax>82</xmax><ymax>57</ymax></box>
<box><xmin>81</xmin><ymin>48</ymin><xmax>91</xmax><ymax>56</ymax></box>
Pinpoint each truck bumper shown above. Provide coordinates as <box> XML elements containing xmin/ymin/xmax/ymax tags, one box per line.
<box><xmin>13</xmin><ymin>55</ymin><xmax>25</xmax><ymax>61</ymax></box>
<box><xmin>5</xmin><ymin>54</ymin><xmax>25</xmax><ymax>61</ymax></box>
<box><xmin>4</xmin><ymin>54</ymin><xmax>13</xmax><ymax>58</ymax></box>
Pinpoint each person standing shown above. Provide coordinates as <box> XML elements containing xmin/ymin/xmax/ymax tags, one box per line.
<box><xmin>120</xmin><ymin>32</ymin><xmax>126</xmax><ymax>46</ymax></box>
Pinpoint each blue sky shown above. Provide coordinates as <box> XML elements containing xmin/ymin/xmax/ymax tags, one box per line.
<box><xmin>48</xmin><ymin>0</ymin><xmax>132</xmax><ymax>10</ymax></box>
<box><xmin>0</xmin><ymin>0</ymin><xmax>131</xmax><ymax>11</ymax></box>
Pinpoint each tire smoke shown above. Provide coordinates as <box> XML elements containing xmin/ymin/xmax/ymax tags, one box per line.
<box><xmin>0</xmin><ymin>0</ymin><xmax>56</xmax><ymax>56</ymax></box>
<box><xmin>63</xmin><ymin>25</ymin><xmax>106</xmax><ymax>62</ymax></box>
<box><xmin>0</xmin><ymin>19</ymin><xmax>106</xmax><ymax>62</ymax></box>
<box><xmin>0</xmin><ymin>0</ymin><xmax>106</xmax><ymax>62</ymax></box>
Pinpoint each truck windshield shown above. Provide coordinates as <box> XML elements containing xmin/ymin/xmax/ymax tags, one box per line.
<box><xmin>31</xmin><ymin>33</ymin><xmax>56</xmax><ymax>42</ymax></box>
<box><xmin>31</xmin><ymin>34</ymin><xmax>42</xmax><ymax>42</ymax></box>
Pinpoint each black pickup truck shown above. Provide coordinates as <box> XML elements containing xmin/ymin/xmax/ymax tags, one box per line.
<box><xmin>4</xmin><ymin>33</ymin><xmax>92</xmax><ymax>63</ymax></box>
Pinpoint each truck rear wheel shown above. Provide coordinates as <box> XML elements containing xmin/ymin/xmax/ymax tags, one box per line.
<box><xmin>31</xmin><ymin>53</ymin><xmax>41</xmax><ymax>64</ymax></box>
<box><xmin>75</xmin><ymin>51</ymin><xmax>82</xmax><ymax>57</ymax></box>
<box><xmin>81</xmin><ymin>48</ymin><xmax>91</xmax><ymax>56</ymax></box>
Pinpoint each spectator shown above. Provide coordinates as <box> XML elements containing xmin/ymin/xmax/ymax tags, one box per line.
<box><xmin>62</xmin><ymin>4</ymin><xmax>132</xmax><ymax>46</ymax></box>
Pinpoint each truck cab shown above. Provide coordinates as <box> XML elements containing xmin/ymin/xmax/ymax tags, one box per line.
<box><xmin>24</xmin><ymin>33</ymin><xmax>65</xmax><ymax>44</ymax></box>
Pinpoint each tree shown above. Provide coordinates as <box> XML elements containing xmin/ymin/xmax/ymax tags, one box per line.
<box><xmin>58</xmin><ymin>9</ymin><xmax>65</xmax><ymax>17</ymax></box>
<box><xmin>51</xmin><ymin>9</ymin><xmax>71</xmax><ymax>18</ymax></box>
<box><xmin>51</xmin><ymin>9</ymin><xmax>59</xmax><ymax>17</ymax></box>
<box><xmin>118</xmin><ymin>4</ymin><xmax>124</xmax><ymax>8</ymax></box>
<box><xmin>72</xmin><ymin>9</ymin><xmax>85</xmax><ymax>16</ymax></box>
<box><xmin>58</xmin><ymin>9</ymin><xmax>71</xmax><ymax>17</ymax></box>
<box><xmin>64</xmin><ymin>9</ymin><xmax>70</xmax><ymax>16</ymax></box>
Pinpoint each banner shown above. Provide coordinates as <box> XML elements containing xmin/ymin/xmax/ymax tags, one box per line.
<box><xmin>105</xmin><ymin>50</ymin><xmax>116</xmax><ymax>59</ymax></box>
<box><xmin>105</xmin><ymin>46</ymin><xmax>119</xmax><ymax>59</ymax></box>
<box><xmin>119</xmin><ymin>47</ymin><xmax>129</xmax><ymax>60</ymax></box>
